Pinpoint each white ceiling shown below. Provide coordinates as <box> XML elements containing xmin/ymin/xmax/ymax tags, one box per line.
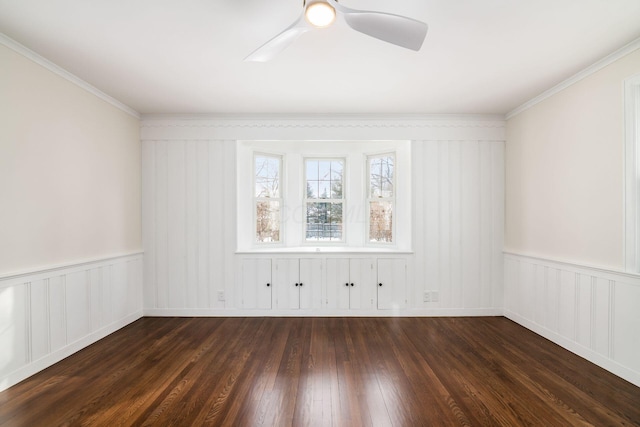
<box><xmin>1</xmin><ymin>0</ymin><xmax>639</xmax><ymax>115</ymax></box>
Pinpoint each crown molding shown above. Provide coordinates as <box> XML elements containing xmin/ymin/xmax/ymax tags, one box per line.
<box><xmin>1</xmin><ymin>33</ymin><xmax>140</xmax><ymax>119</ymax></box>
<box><xmin>141</xmin><ymin>113</ymin><xmax>506</xmax><ymax>122</ymax></box>
<box><xmin>506</xmin><ymin>36</ymin><xmax>640</xmax><ymax>120</ymax></box>
<box><xmin>140</xmin><ymin>114</ymin><xmax>506</xmax><ymax>129</ymax></box>
<box><xmin>140</xmin><ymin>114</ymin><xmax>506</xmax><ymax>141</ymax></box>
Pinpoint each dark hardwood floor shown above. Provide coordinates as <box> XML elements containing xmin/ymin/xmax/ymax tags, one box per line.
<box><xmin>1</xmin><ymin>317</ymin><xmax>639</xmax><ymax>426</ymax></box>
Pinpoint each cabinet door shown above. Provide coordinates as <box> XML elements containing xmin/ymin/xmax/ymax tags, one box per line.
<box><xmin>325</xmin><ymin>258</ymin><xmax>350</xmax><ymax>309</ymax></box>
<box><xmin>274</xmin><ymin>258</ymin><xmax>301</xmax><ymax>310</ymax></box>
<box><xmin>241</xmin><ymin>258</ymin><xmax>272</xmax><ymax>309</ymax></box>
<box><xmin>299</xmin><ymin>258</ymin><xmax>323</xmax><ymax>310</ymax></box>
<box><xmin>349</xmin><ymin>258</ymin><xmax>376</xmax><ymax>310</ymax></box>
<box><xmin>377</xmin><ymin>259</ymin><xmax>407</xmax><ymax>310</ymax></box>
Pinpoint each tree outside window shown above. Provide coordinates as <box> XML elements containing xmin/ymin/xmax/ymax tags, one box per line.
<box><xmin>305</xmin><ymin>159</ymin><xmax>344</xmax><ymax>242</ymax></box>
<box><xmin>255</xmin><ymin>154</ymin><xmax>282</xmax><ymax>243</ymax></box>
<box><xmin>368</xmin><ymin>154</ymin><xmax>394</xmax><ymax>243</ymax></box>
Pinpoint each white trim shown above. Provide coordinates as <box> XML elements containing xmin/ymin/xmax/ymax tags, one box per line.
<box><xmin>141</xmin><ymin>113</ymin><xmax>507</xmax><ymax>124</ymax></box>
<box><xmin>506</xmin><ymin>37</ymin><xmax>640</xmax><ymax>119</ymax></box>
<box><xmin>0</xmin><ymin>252</ymin><xmax>144</xmax><ymax>282</ymax></box>
<box><xmin>143</xmin><ymin>308</ymin><xmax>503</xmax><ymax>317</ymax></box>
<box><xmin>624</xmin><ymin>73</ymin><xmax>640</xmax><ymax>273</ymax></box>
<box><xmin>0</xmin><ymin>33</ymin><xmax>140</xmax><ymax>119</ymax></box>
<box><xmin>503</xmin><ymin>251</ymin><xmax>639</xmax><ymax>281</ymax></box>
<box><xmin>141</xmin><ymin>115</ymin><xmax>507</xmax><ymax>142</ymax></box>
<box><xmin>235</xmin><ymin>249</ymin><xmax>414</xmax><ymax>255</ymax></box>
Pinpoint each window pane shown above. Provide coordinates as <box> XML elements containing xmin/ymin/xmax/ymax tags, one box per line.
<box><xmin>255</xmin><ymin>156</ymin><xmax>280</xmax><ymax>198</ymax></box>
<box><xmin>318</xmin><ymin>181</ymin><xmax>330</xmax><ymax>199</ymax></box>
<box><xmin>306</xmin><ymin>181</ymin><xmax>319</xmax><ymax>198</ymax></box>
<box><xmin>305</xmin><ymin>159</ymin><xmax>344</xmax><ymax>200</ymax></box>
<box><xmin>318</xmin><ymin>160</ymin><xmax>331</xmax><ymax>180</ymax></box>
<box><xmin>369</xmin><ymin>201</ymin><xmax>393</xmax><ymax>242</ymax></box>
<box><xmin>380</xmin><ymin>156</ymin><xmax>394</xmax><ymax>197</ymax></box>
<box><xmin>330</xmin><ymin>162</ymin><xmax>343</xmax><ymax>198</ymax></box>
<box><xmin>256</xmin><ymin>201</ymin><xmax>280</xmax><ymax>242</ymax></box>
<box><xmin>369</xmin><ymin>155</ymin><xmax>393</xmax><ymax>198</ymax></box>
<box><xmin>306</xmin><ymin>161</ymin><xmax>318</xmax><ymax>181</ymax></box>
<box><xmin>306</xmin><ymin>202</ymin><xmax>343</xmax><ymax>241</ymax></box>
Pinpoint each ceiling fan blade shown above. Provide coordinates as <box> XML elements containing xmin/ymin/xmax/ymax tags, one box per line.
<box><xmin>330</xmin><ymin>1</ymin><xmax>427</xmax><ymax>51</ymax></box>
<box><xmin>245</xmin><ymin>13</ymin><xmax>310</xmax><ymax>62</ymax></box>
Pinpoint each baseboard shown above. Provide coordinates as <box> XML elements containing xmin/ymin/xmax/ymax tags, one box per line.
<box><xmin>504</xmin><ymin>252</ymin><xmax>640</xmax><ymax>388</ymax></box>
<box><xmin>0</xmin><ymin>311</ymin><xmax>143</xmax><ymax>392</ymax></box>
<box><xmin>504</xmin><ymin>310</ymin><xmax>640</xmax><ymax>388</ymax></box>
<box><xmin>0</xmin><ymin>253</ymin><xmax>144</xmax><ymax>392</ymax></box>
<box><xmin>143</xmin><ymin>307</ymin><xmax>504</xmax><ymax>317</ymax></box>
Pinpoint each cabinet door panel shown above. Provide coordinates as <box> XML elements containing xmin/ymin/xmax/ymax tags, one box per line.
<box><xmin>274</xmin><ymin>259</ymin><xmax>300</xmax><ymax>309</ymax></box>
<box><xmin>241</xmin><ymin>259</ymin><xmax>272</xmax><ymax>309</ymax></box>
<box><xmin>325</xmin><ymin>258</ymin><xmax>350</xmax><ymax>309</ymax></box>
<box><xmin>377</xmin><ymin>259</ymin><xmax>407</xmax><ymax>309</ymax></box>
<box><xmin>299</xmin><ymin>258</ymin><xmax>323</xmax><ymax>310</ymax></box>
<box><xmin>350</xmin><ymin>258</ymin><xmax>376</xmax><ymax>310</ymax></box>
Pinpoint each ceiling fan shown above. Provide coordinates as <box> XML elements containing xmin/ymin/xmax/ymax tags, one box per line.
<box><xmin>245</xmin><ymin>0</ymin><xmax>428</xmax><ymax>62</ymax></box>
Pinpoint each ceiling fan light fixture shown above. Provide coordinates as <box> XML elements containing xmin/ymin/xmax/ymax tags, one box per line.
<box><xmin>305</xmin><ymin>2</ymin><xmax>336</xmax><ymax>28</ymax></box>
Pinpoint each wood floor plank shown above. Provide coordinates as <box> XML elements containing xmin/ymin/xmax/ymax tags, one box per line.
<box><xmin>1</xmin><ymin>317</ymin><xmax>638</xmax><ymax>426</ymax></box>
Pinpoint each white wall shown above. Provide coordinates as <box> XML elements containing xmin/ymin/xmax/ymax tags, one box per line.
<box><xmin>506</xmin><ymin>48</ymin><xmax>640</xmax><ymax>270</ymax></box>
<box><xmin>0</xmin><ymin>40</ymin><xmax>144</xmax><ymax>392</ymax></box>
<box><xmin>0</xmin><ymin>43</ymin><xmax>142</xmax><ymax>276</ymax></box>
<box><xmin>505</xmin><ymin>47</ymin><xmax>640</xmax><ymax>387</ymax></box>
<box><xmin>140</xmin><ymin>117</ymin><xmax>505</xmax><ymax>315</ymax></box>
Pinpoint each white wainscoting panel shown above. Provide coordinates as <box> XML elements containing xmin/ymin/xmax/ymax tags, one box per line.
<box><xmin>143</xmin><ymin>140</ymin><xmax>236</xmax><ymax>312</ymax></box>
<box><xmin>412</xmin><ymin>140</ymin><xmax>504</xmax><ymax>312</ymax></box>
<box><xmin>504</xmin><ymin>252</ymin><xmax>640</xmax><ymax>387</ymax></box>
<box><xmin>0</xmin><ymin>253</ymin><xmax>143</xmax><ymax>392</ymax></box>
<box><xmin>143</xmin><ymin>138</ymin><xmax>504</xmax><ymax>316</ymax></box>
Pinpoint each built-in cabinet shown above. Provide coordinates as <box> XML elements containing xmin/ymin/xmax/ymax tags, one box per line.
<box><xmin>326</xmin><ymin>258</ymin><xmax>377</xmax><ymax>310</ymax></box>
<box><xmin>273</xmin><ymin>258</ymin><xmax>323</xmax><ymax>310</ymax></box>
<box><xmin>239</xmin><ymin>255</ymin><xmax>408</xmax><ymax>313</ymax></box>
<box><xmin>377</xmin><ymin>258</ymin><xmax>407</xmax><ymax>309</ymax></box>
<box><xmin>240</xmin><ymin>258</ymin><xmax>272</xmax><ymax>309</ymax></box>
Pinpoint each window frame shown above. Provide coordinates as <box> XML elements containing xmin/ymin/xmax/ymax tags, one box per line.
<box><xmin>303</xmin><ymin>157</ymin><xmax>347</xmax><ymax>244</ymax></box>
<box><xmin>624</xmin><ymin>73</ymin><xmax>640</xmax><ymax>272</ymax></box>
<box><xmin>366</xmin><ymin>152</ymin><xmax>396</xmax><ymax>246</ymax></box>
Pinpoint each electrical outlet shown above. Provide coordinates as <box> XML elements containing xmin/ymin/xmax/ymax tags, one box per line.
<box><xmin>423</xmin><ymin>291</ymin><xmax>431</xmax><ymax>303</ymax></box>
<box><xmin>431</xmin><ymin>291</ymin><xmax>439</xmax><ymax>302</ymax></box>
<box><xmin>217</xmin><ymin>290</ymin><xmax>225</xmax><ymax>301</ymax></box>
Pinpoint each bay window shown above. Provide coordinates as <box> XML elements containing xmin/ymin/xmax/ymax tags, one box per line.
<box><xmin>237</xmin><ymin>140</ymin><xmax>411</xmax><ymax>252</ymax></box>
